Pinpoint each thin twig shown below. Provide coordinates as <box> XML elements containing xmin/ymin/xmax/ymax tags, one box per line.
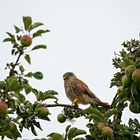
<box><xmin>43</xmin><ymin>103</ymin><xmax>82</xmax><ymax>110</ymax></box>
<box><xmin>9</xmin><ymin>51</ymin><xmax>23</xmax><ymax>76</ymax></box>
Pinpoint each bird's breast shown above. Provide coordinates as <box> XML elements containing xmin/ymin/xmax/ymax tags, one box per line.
<box><xmin>64</xmin><ymin>82</ymin><xmax>76</xmax><ymax>101</ymax></box>
<box><xmin>64</xmin><ymin>81</ymin><xmax>89</xmax><ymax>104</ymax></box>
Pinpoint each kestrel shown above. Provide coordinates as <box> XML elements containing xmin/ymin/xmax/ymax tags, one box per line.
<box><xmin>63</xmin><ymin>72</ymin><xmax>110</xmax><ymax>108</ymax></box>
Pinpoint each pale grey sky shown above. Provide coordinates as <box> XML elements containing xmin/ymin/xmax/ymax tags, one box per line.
<box><xmin>0</xmin><ymin>0</ymin><xmax>140</xmax><ymax>139</ymax></box>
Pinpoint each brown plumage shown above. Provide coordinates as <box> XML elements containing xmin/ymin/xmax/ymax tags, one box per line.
<box><xmin>63</xmin><ymin>72</ymin><xmax>110</xmax><ymax>108</ymax></box>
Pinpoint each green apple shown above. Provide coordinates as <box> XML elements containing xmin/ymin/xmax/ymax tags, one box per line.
<box><xmin>37</xmin><ymin>107</ymin><xmax>49</xmax><ymax>119</ymax></box>
<box><xmin>97</xmin><ymin>122</ymin><xmax>106</xmax><ymax>131</ymax></box>
<box><xmin>125</xmin><ymin>65</ymin><xmax>136</xmax><ymax>77</ymax></box>
<box><xmin>102</xmin><ymin>126</ymin><xmax>113</xmax><ymax>137</ymax></box>
<box><xmin>122</xmin><ymin>75</ymin><xmax>131</xmax><ymax>87</ymax></box>
<box><xmin>57</xmin><ymin>113</ymin><xmax>66</xmax><ymax>123</ymax></box>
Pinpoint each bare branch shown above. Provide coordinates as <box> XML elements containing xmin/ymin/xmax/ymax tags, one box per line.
<box><xmin>43</xmin><ymin>103</ymin><xmax>82</xmax><ymax>110</ymax></box>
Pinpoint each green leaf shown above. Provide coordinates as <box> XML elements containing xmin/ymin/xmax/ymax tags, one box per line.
<box><xmin>52</xmin><ymin>134</ymin><xmax>64</xmax><ymax>140</ymax></box>
<box><xmin>33</xmin><ymin>121</ymin><xmax>42</xmax><ymax>131</ymax></box>
<box><xmin>104</xmin><ymin>108</ymin><xmax>119</xmax><ymax>120</ymax></box>
<box><xmin>14</xmin><ymin>25</ymin><xmax>21</xmax><ymax>33</ymax></box>
<box><xmin>13</xmin><ymin>43</ymin><xmax>19</xmax><ymax>48</ymax></box>
<box><xmin>24</xmin><ymin>84</ymin><xmax>32</xmax><ymax>94</ymax></box>
<box><xmin>23</xmin><ymin>16</ymin><xmax>32</xmax><ymax>31</ymax></box>
<box><xmin>33</xmin><ymin>29</ymin><xmax>50</xmax><ymax>38</ymax></box>
<box><xmin>29</xmin><ymin>22</ymin><xmax>43</xmax><ymax>31</ymax></box>
<box><xmin>18</xmin><ymin>93</ymin><xmax>26</xmax><ymax>102</ymax></box>
<box><xmin>3</xmin><ymin>38</ymin><xmax>12</xmax><ymax>42</ymax></box>
<box><xmin>31</xmin><ymin>124</ymin><xmax>37</xmax><ymax>136</ymax></box>
<box><xmin>32</xmin><ymin>45</ymin><xmax>47</xmax><ymax>51</ymax></box>
<box><xmin>66</xmin><ymin>125</ymin><xmax>71</xmax><ymax>134</ymax></box>
<box><xmin>20</xmin><ymin>79</ymin><xmax>32</xmax><ymax>94</ymax></box>
<box><xmin>6</xmin><ymin>32</ymin><xmax>15</xmax><ymax>39</ymax></box>
<box><xmin>12</xmin><ymin>92</ymin><xmax>26</xmax><ymax>103</ymax></box>
<box><xmin>11</xmin><ymin>49</ymin><xmax>15</xmax><ymax>55</ymax></box>
<box><xmin>25</xmin><ymin>72</ymin><xmax>33</xmax><ymax>77</ymax></box>
<box><xmin>24</xmin><ymin>54</ymin><xmax>31</xmax><ymax>64</ymax></box>
<box><xmin>74</xmin><ymin>138</ymin><xmax>86</xmax><ymax>140</ymax></box>
<box><xmin>6</xmin><ymin>76</ymin><xmax>22</xmax><ymax>92</ymax></box>
<box><xmin>8</xmin><ymin>99</ymin><xmax>16</xmax><ymax>109</ymax></box>
<box><xmin>68</xmin><ymin>127</ymin><xmax>77</xmax><ymax>140</ymax></box>
<box><xmin>42</xmin><ymin>90</ymin><xmax>58</xmax><ymax>100</ymax></box>
<box><xmin>24</xmin><ymin>118</ymin><xmax>31</xmax><ymax>128</ymax></box>
<box><xmin>3</xmin><ymin>32</ymin><xmax>16</xmax><ymax>44</ymax></box>
<box><xmin>91</xmin><ymin>114</ymin><xmax>104</xmax><ymax>122</ymax></box>
<box><xmin>48</xmin><ymin>133</ymin><xmax>64</xmax><ymax>140</ymax></box>
<box><xmin>45</xmin><ymin>90</ymin><xmax>58</xmax><ymax>95</ymax></box>
<box><xmin>37</xmin><ymin>91</ymin><xmax>45</xmax><ymax>101</ymax></box>
<box><xmin>34</xmin><ymin>90</ymin><xmax>58</xmax><ymax>101</ymax></box>
<box><xmin>0</xmin><ymin>81</ymin><xmax>6</xmax><ymax>89</ymax></box>
<box><xmin>130</xmin><ymin>82</ymin><xmax>139</xmax><ymax>96</ymax></box>
<box><xmin>6</xmin><ymin>123</ymin><xmax>21</xmax><ymax>139</ymax></box>
<box><xmin>33</xmin><ymin>72</ymin><xmax>43</xmax><ymax>80</ymax></box>
<box><xmin>84</xmin><ymin>107</ymin><xmax>104</xmax><ymax>119</ymax></box>
<box><xmin>74</xmin><ymin>129</ymin><xmax>86</xmax><ymax>137</ymax></box>
<box><xmin>32</xmin><ymin>88</ymin><xmax>38</xmax><ymax>98</ymax></box>
<box><xmin>19</xmin><ymin>65</ymin><xmax>25</xmax><ymax>73</ymax></box>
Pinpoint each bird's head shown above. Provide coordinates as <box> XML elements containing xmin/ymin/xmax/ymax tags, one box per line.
<box><xmin>63</xmin><ymin>72</ymin><xmax>76</xmax><ymax>81</ymax></box>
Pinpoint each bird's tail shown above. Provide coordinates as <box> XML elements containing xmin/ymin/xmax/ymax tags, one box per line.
<box><xmin>90</xmin><ymin>98</ymin><xmax>110</xmax><ymax>109</ymax></box>
<box><xmin>97</xmin><ymin>100</ymin><xmax>110</xmax><ymax>109</ymax></box>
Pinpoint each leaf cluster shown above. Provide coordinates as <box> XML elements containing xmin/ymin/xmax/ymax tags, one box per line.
<box><xmin>47</xmin><ymin>125</ymin><xmax>86</xmax><ymax>140</ymax></box>
<box><xmin>111</xmin><ymin>39</ymin><xmax>140</xmax><ymax>113</ymax></box>
<box><xmin>0</xmin><ymin>16</ymin><xmax>58</xmax><ymax>139</ymax></box>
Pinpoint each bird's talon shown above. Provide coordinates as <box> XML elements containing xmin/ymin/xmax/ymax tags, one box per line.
<box><xmin>72</xmin><ymin>99</ymin><xmax>78</xmax><ymax>107</ymax></box>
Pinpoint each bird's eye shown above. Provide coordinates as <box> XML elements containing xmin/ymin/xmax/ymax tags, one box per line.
<box><xmin>63</xmin><ymin>75</ymin><xmax>68</xmax><ymax>80</ymax></box>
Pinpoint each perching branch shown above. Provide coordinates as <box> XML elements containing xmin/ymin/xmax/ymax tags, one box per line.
<box><xmin>43</xmin><ymin>103</ymin><xmax>82</xmax><ymax>110</ymax></box>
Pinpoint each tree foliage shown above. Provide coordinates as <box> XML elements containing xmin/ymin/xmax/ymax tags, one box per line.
<box><xmin>0</xmin><ymin>16</ymin><xmax>140</xmax><ymax>140</ymax></box>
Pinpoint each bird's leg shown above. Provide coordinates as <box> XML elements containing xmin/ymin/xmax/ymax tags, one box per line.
<box><xmin>72</xmin><ymin>98</ymin><xmax>78</xmax><ymax>107</ymax></box>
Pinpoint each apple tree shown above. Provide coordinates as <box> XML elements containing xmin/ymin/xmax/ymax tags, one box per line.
<box><xmin>0</xmin><ymin>16</ymin><xmax>140</xmax><ymax>140</ymax></box>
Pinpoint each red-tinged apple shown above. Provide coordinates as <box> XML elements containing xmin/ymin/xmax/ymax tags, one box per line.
<box><xmin>20</xmin><ymin>35</ymin><xmax>32</xmax><ymax>47</ymax></box>
<box><xmin>132</xmin><ymin>69</ymin><xmax>140</xmax><ymax>82</ymax></box>
<box><xmin>0</xmin><ymin>101</ymin><xmax>8</xmax><ymax>114</ymax></box>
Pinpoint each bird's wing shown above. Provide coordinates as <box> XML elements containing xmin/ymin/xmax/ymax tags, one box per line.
<box><xmin>75</xmin><ymin>78</ymin><xmax>100</xmax><ymax>101</ymax></box>
<box><xmin>74</xmin><ymin>78</ymin><xmax>110</xmax><ymax>108</ymax></box>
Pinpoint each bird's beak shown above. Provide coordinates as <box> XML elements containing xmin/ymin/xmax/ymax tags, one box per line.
<box><xmin>63</xmin><ymin>77</ymin><xmax>66</xmax><ymax>80</ymax></box>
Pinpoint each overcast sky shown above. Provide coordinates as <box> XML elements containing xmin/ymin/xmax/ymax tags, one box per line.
<box><xmin>1</xmin><ymin>0</ymin><xmax>140</xmax><ymax>139</ymax></box>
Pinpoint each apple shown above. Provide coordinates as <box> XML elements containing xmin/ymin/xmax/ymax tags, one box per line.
<box><xmin>0</xmin><ymin>101</ymin><xmax>8</xmax><ymax>114</ymax></box>
<box><xmin>102</xmin><ymin>126</ymin><xmax>113</xmax><ymax>137</ymax></box>
<box><xmin>57</xmin><ymin>113</ymin><xmax>66</xmax><ymax>123</ymax></box>
<box><xmin>20</xmin><ymin>35</ymin><xmax>32</xmax><ymax>47</ymax></box>
<box><xmin>125</xmin><ymin>65</ymin><xmax>136</xmax><ymax>77</ymax></box>
<box><xmin>37</xmin><ymin>107</ymin><xmax>49</xmax><ymax>119</ymax></box>
<box><xmin>97</xmin><ymin>122</ymin><xmax>106</xmax><ymax>131</ymax></box>
<box><xmin>132</xmin><ymin>69</ymin><xmax>140</xmax><ymax>82</ymax></box>
<box><xmin>122</xmin><ymin>75</ymin><xmax>131</xmax><ymax>87</ymax></box>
